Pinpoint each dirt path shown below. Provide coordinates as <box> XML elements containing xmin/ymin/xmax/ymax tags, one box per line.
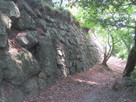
<box><xmin>25</xmin><ymin>57</ymin><xmax>136</xmax><ymax>102</ymax></box>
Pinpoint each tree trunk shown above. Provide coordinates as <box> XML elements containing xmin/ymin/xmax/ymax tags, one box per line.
<box><xmin>102</xmin><ymin>31</ymin><xmax>114</xmax><ymax>66</ymax></box>
<box><xmin>102</xmin><ymin>58</ymin><xmax>108</xmax><ymax>66</ymax></box>
<box><xmin>123</xmin><ymin>47</ymin><xmax>136</xmax><ymax>77</ymax></box>
<box><xmin>123</xmin><ymin>22</ymin><xmax>136</xmax><ymax>77</ymax></box>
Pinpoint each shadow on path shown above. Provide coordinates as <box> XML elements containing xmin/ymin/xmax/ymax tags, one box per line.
<box><xmin>25</xmin><ymin>57</ymin><xmax>136</xmax><ymax>102</ymax></box>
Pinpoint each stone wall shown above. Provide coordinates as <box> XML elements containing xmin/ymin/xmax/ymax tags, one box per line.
<box><xmin>0</xmin><ymin>0</ymin><xmax>99</xmax><ymax>101</ymax></box>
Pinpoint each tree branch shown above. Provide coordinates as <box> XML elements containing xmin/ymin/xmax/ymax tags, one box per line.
<box><xmin>130</xmin><ymin>0</ymin><xmax>136</xmax><ymax>5</ymax></box>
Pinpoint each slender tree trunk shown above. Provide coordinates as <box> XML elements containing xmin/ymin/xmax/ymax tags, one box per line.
<box><xmin>102</xmin><ymin>32</ymin><xmax>114</xmax><ymax>66</ymax></box>
<box><xmin>102</xmin><ymin>53</ymin><xmax>109</xmax><ymax>66</ymax></box>
<box><xmin>123</xmin><ymin>22</ymin><xmax>136</xmax><ymax>77</ymax></box>
<box><xmin>60</xmin><ymin>0</ymin><xmax>63</xmax><ymax>6</ymax></box>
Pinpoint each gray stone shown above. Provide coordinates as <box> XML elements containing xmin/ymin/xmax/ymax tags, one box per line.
<box><xmin>59</xmin><ymin>30</ymin><xmax>66</xmax><ymax>37</ymax></box>
<box><xmin>0</xmin><ymin>67</ymin><xmax>2</xmax><ymax>83</ymax></box>
<box><xmin>0</xmin><ymin>13</ymin><xmax>12</xmax><ymax>47</ymax></box>
<box><xmin>50</xmin><ymin>28</ymin><xmax>59</xmax><ymax>38</ymax></box>
<box><xmin>17</xmin><ymin>0</ymin><xmax>36</xmax><ymax>17</ymax></box>
<box><xmin>0</xmin><ymin>2</ymin><xmax>101</xmax><ymax>100</ymax></box>
<box><xmin>44</xmin><ymin>16</ymin><xmax>56</xmax><ymax>23</ymax></box>
<box><xmin>5</xmin><ymin>89</ymin><xmax>24</xmax><ymax>102</ymax></box>
<box><xmin>51</xmin><ymin>28</ymin><xmax>66</xmax><ymax>43</ymax></box>
<box><xmin>37</xmin><ymin>78</ymin><xmax>47</xmax><ymax>91</ymax></box>
<box><xmin>36</xmin><ymin>19</ymin><xmax>47</xmax><ymax>32</ymax></box>
<box><xmin>14</xmin><ymin>10</ymin><xmax>35</xmax><ymax>30</ymax></box>
<box><xmin>35</xmin><ymin>8</ymin><xmax>42</xmax><ymax>18</ymax></box>
<box><xmin>0</xmin><ymin>81</ymin><xmax>24</xmax><ymax>102</ymax></box>
<box><xmin>0</xmin><ymin>1</ymin><xmax>20</xmax><ymax>18</ymax></box>
<box><xmin>0</xmin><ymin>22</ymin><xmax>6</xmax><ymax>36</ymax></box>
<box><xmin>57</xmin><ymin>56</ymin><xmax>65</xmax><ymax>65</ymax></box>
<box><xmin>57</xmin><ymin>49</ymin><xmax>63</xmax><ymax>56</ymax></box>
<box><xmin>0</xmin><ymin>52</ymin><xmax>7</xmax><ymax>83</ymax></box>
<box><xmin>69</xmin><ymin>67</ymin><xmax>76</xmax><ymax>74</ymax></box>
<box><xmin>57</xmin><ymin>33</ymin><xmax>66</xmax><ymax>43</ymax></box>
<box><xmin>0</xmin><ymin>34</ymin><xmax>8</xmax><ymax>48</ymax></box>
<box><xmin>36</xmin><ymin>36</ymin><xmax>62</xmax><ymax>82</ymax></box>
<box><xmin>16</xmin><ymin>31</ymin><xmax>38</xmax><ymax>49</ymax></box>
<box><xmin>3</xmin><ymin>49</ymin><xmax>40</xmax><ymax>85</ymax></box>
<box><xmin>0</xmin><ymin>13</ymin><xmax>12</xmax><ymax>30</ymax></box>
<box><xmin>56</xmin><ymin>41</ymin><xmax>69</xmax><ymax>76</ymax></box>
<box><xmin>76</xmin><ymin>61</ymin><xmax>84</xmax><ymax>72</ymax></box>
<box><xmin>0</xmin><ymin>61</ymin><xmax>4</xmax><ymax>83</ymax></box>
<box><xmin>21</xmin><ymin>78</ymin><xmax>39</xmax><ymax>99</ymax></box>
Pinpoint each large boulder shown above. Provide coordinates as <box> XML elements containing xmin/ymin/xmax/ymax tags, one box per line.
<box><xmin>21</xmin><ymin>78</ymin><xmax>39</xmax><ymax>99</ymax></box>
<box><xmin>0</xmin><ymin>13</ymin><xmax>12</xmax><ymax>47</ymax></box>
<box><xmin>14</xmin><ymin>10</ymin><xmax>35</xmax><ymax>30</ymax></box>
<box><xmin>0</xmin><ymin>81</ymin><xmax>24</xmax><ymax>102</ymax></box>
<box><xmin>36</xmin><ymin>36</ymin><xmax>61</xmax><ymax>84</ymax></box>
<box><xmin>16</xmin><ymin>31</ymin><xmax>38</xmax><ymax>49</ymax></box>
<box><xmin>0</xmin><ymin>13</ymin><xmax>12</xmax><ymax>29</ymax></box>
<box><xmin>21</xmin><ymin>77</ymin><xmax>47</xmax><ymax>99</ymax></box>
<box><xmin>0</xmin><ymin>1</ymin><xmax>20</xmax><ymax>18</ymax></box>
<box><xmin>2</xmin><ymin>49</ymin><xmax>41</xmax><ymax>85</ymax></box>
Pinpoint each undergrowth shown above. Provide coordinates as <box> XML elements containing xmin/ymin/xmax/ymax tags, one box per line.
<box><xmin>33</xmin><ymin>0</ymin><xmax>71</xmax><ymax>17</ymax></box>
<box><xmin>125</xmin><ymin>69</ymin><xmax>136</xmax><ymax>86</ymax></box>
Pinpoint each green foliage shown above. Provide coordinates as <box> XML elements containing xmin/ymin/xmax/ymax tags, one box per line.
<box><xmin>32</xmin><ymin>0</ymin><xmax>72</xmax><ymax>17</ymax></box>
<box><xmin>125</xmin><ymin>78</ymin><xmax>136</xmax><ymax>86</ymax></box>
<box><xmin>72</xmin><ymin>0</ymin><xmax>136</xmax><ymax>59</ymax></box>
<box><xmin>33</xmin><ymin>0</ymin><xmax>136</xmax><ymax>60</ymax></box>
<box><xmin>76</xmin><ymin>0</ymin><xmax>136</xmax><ymax>29</ymax></box>
<box><xmin>57</xmin><ymin>7</ymin><xmax>71</xmax><ymax>15</ymax></box>
<box><xmin>123</xmin><ymin>70</ymin><xmax>136</xmax><ymax>86</ymax></box>
<box><xmin>130</xmin><ymin>69</ymin><xmax>136</xmax><ymax>79</ymax></box>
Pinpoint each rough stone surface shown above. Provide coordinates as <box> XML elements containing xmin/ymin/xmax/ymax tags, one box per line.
<box><xmin>17</xmin><ymin>0</ymin><xmax>36</xmax><ymax>17</ymax></box>
<box><xmin>3</xmin><ymin>49</ymin><xmax>40</xmax><ymax>85</ymax></box>
<box><xmin>0</xmin><ymin>1</ymin><xmax>20</xmax><ymax>18</ymax></box>
<box><xmin>16</xmin><ymin>31</ymin><xmax>38</xmax><ymax>49</ymax></box>
<box><xmin>14</xmin><ymin>10</ymin><xmax>35</xmax><ymax>30</ymax></box>
<box><xmin>37</xmin><ymin>78</ymin><xmax>47</xmax><ymax>91</ymax></box>
<box><xmin>36</xmin><ymin>19</ymin><xmax>47</xmax><ymax>32</ymax></box>
<box><xmin>0</xmin><ymin>13</ymin><xmax>12</xmax><ymax>29</ymax></box>
<box><xmin>0</xmin><ymin>68</ymin><xmax>2</xmax><ymax>83</ymax></box>
<box><xmin>21</xmin><ymin>78</ymin><xmax>39</xmax><ymax>99</ymax></box>
<box><xmin>0</xmin><ymin>34</ymin><xmax>8</xmax><ymax>48</ymax></box>
<box><xmin>36</xmin><ymin>36</ymin><xmax>62</xmax><ymax>84</ymax></box>
<box><xmin>0</xmin><ymin>81</ymin><xmax>24</xmax><ymax>102</ymax></box>
<box><xmin>0</xmin><ymin>1</ymin><xmax>100</xmax><ymax>102</ymax></box>
<box><xmin>0</xmin><ymin>13</ymin><xmax>11</xmax><ymax>47</ymax></box>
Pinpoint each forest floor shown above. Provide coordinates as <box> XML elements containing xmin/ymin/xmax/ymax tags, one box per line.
<box><xmin>26</xmin><ymin>57</ymin><xmax>136</xmax><ymax>102</ymax></box>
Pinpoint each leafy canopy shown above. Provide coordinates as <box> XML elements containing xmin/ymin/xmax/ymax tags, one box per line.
<box><xmin>75</xmin><ymin>0</ymin><xmax>136</xmax><ymax>29</ymax></box>
<box><xmin>70</xmin><ymin>0</ymin><xmax>136</xmax><ymax>58</ymax></box>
